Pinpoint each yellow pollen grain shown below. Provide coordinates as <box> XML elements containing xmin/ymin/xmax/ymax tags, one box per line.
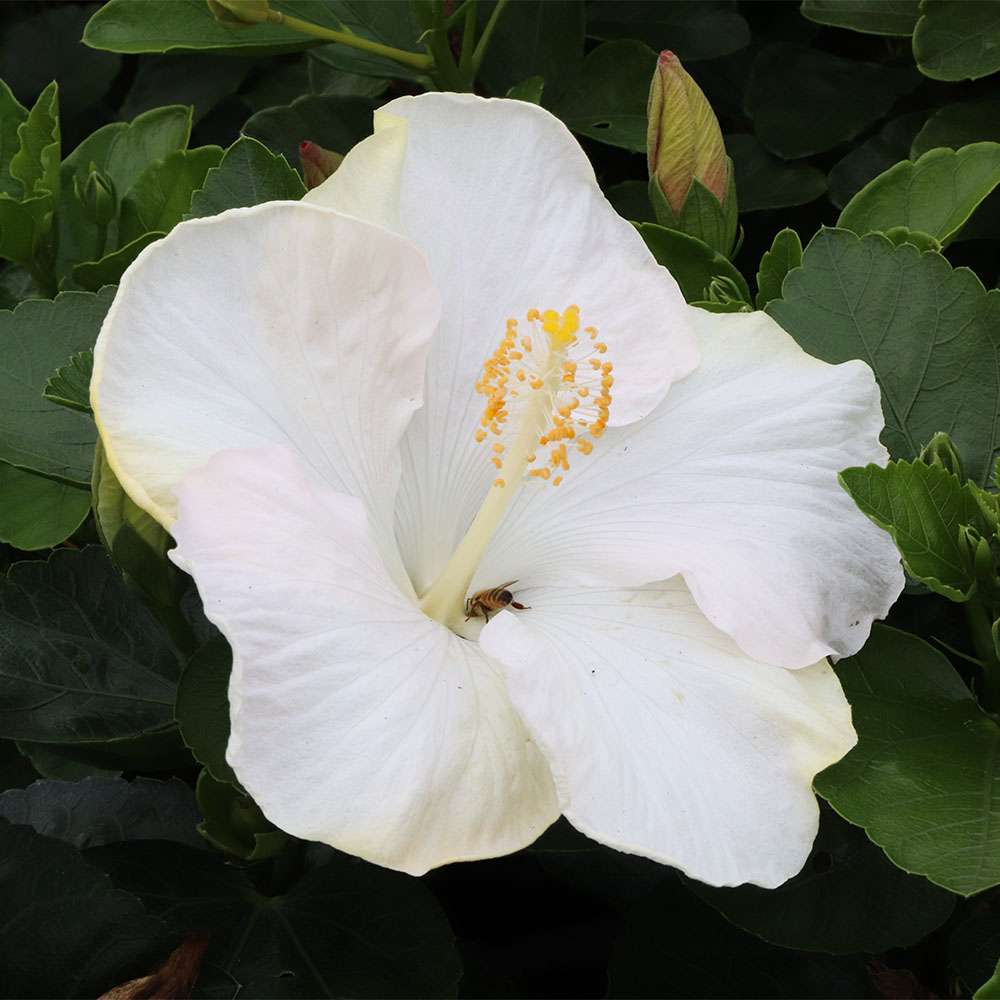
<box><xmin>492</xmin><ymin>443</ymin><xmax>504</xmax><ymax>453</ymax></box>
<box><xmin>530</xmin><ymin>467</ymin><xmax>550</xmax><ymax>479</ymax></box>
<box><xmin>494</xmin><ymin>478</ymin><xmax>505</xmax><ymax>487</ymax></box>
<box><xmin>578</xmin><ymin>440</ymin><xmax>593</xmax><ymax>455</ymax></box>
<box><xmin>553</xmin><ymin>476</ymin><xmax>563</xmax><ymax>486</ymax></box>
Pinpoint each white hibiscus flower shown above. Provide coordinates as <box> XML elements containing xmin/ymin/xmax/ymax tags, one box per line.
<box><xmin>91</xmin><ymin>94</ymin><xmax>903</xmax><ymax>887</ymax></box>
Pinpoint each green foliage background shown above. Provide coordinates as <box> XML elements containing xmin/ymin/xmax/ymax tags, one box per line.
<box><xmin>2</xmin><ymin>0</ymin><xmax>1000</xmax><ymax>996</ymax></box>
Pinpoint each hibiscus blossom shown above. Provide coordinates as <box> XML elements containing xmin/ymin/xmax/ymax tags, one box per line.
<box><xmin>91</xmin><ymin>94</ymin><xmax>903</xmax><ymax>887</ymax></box>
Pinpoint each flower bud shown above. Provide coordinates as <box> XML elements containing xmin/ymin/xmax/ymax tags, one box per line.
<box><xmin>73</xmin><ymin>165</ymin><xmax>116</xmax><ymax>226</ymax></box>
<box><xmin>299</xmin><ymin>140</ymin><xmax>344</xmax><ymax>190</ymax></box>
<box><xmin>647</xmin><ymin>51</ymin><xmax>728</xmax><ymax>215</ymax></box>
<box><xmin>919</xmin><ymin>431</ymin><xmax>964</xmax><ymax>481</ymax></box>
<box><xmin>958</xmin><ymin>524</ymin><xmax>996</xmax><ymax>596</ymax></box>
<box><xmin>206</xmin><ymin>0</ymin><xmax>275</xmax><ymax>26</ymax></box>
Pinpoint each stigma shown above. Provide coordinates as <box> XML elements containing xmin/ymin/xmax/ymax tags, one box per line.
<box><xmin>418</xmin><ymin>305</ymin><xmax>613</xmax><ymax>631</ymax></box>
<box><xmin>474</xmin><ymin>305</ymin><xmax>614</xmax><ymax>490</ymax></box>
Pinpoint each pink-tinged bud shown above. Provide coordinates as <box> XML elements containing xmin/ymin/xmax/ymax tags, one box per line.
<box><xmin>647</xmin><ymin>51</ymin><xmax>728</xmax><ymax>214</ymax></box>
<box><xmin>298</xmin><ymin>141</ymin><xmax>344</xmax><ymax>190</ymax></box>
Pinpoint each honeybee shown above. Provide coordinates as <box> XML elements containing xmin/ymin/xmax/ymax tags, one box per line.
<box><xmin>464</xmin><ymin>581</ymin><xmax>530</xmax><ymax>622</ymax></box>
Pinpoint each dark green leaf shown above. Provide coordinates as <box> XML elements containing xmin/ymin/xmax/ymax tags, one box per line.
<box><xmin>755</xmin><ymin>227</ymin><xmax>802</xmax><ymax>308</ymax></box>
<box><xmin>840</xmin><ymin>460</ymin><xmax>985</xmax><ymax>601</ymax></box>
<box><xmin>587</xmin><ymin>1</ymin><xmax>750</xmax><ymax>61</ymax></box>
<box><xmin>10</xmin><ymin>80</ymin><xmax>60</xmax><ymax>205</ymax></box>
<box><xmin>0</xmin><ymin>821</ymin><xmax>167</xmax><ymax>999</ymax></box>
<box><xmin>242</xmin><ymin>93</ymin><xmax>375</xmax><ymax>174</ymax></box>
<box><xmin>827</xmin><ymin>110</ymin><xmax>927</xmax><ymax>209</ymax></box>
<box><xmin>911</xmin><ymin>99</ymin><xmax>1000</xmax><ymax>158</ymax></box>
<box><xmin>118</xmin><ymin>145</ymin><xmax>224</xmax><ymax>245</ymax></box>
<box><xmin>187</xmin><ymin>135</ymin><xmax>305</xmax><ymax>219</ymax></box>
<box><xmin>72</xmin><ymin>232</ymin><xmax>163</xmax><ymax>292</ymax></box>
<box><xmin>608</xmin><ymin>878</ymin><xmax>870</xmax><ymax>998</ymax></box>
<box><xmin>838</xmin><ymin>142</ymin><xmax>1000</xmax><ymax>245</ymax></box>
<box><xmin>0</xmin><ymin>80</ymin><xmax>28</xmax><ymax>198</ymax></box>
<box><xmin>727</xmin><ymin>133</ymin><xmax>827</xmax><ymax>212</ymax></box>
<box><xmin>90</xmin><ymin>840</ymin><xmax>463</xmax><ymax>997</ymax></box>
<box><xmin>478</xmin><ymin>0</ymin><xmax>584</xmax><ymax>98</ymax></box>
<box><xmin>16</xmin><ymin>742</ymin><xmax>120</xmax><ymax>782</ymax></box>
<box><xmin>43</xmin><ymin>351</ymin><xmax>93</xmax><ymax>415</ymax></box>
<box><xmin>746</xmin><ymin>43</ymin><xmax>918</xmax><ymax>158</ymax></box>
<box><xmin>83</xmin><ymin>0</ymin><xmax>312</xmax><ymax>55</ymax></box>
<box><xmin>548</xmin><ymin>40</ymin><xmax>657</xmax><ymax>152</ymax></box>
<box><xmin>0</xmin><ymin>547</ymin><xmax>180</xmax><ymax>745</ymax></box>
<box><xmin>691</xmin><ymin>810</ymin><xmax>954</xmax><ymax>953</ymax></box>
<box><xmin>816</xmin><ymin>625</ymin><xmax>1000</xmax><ymax>896</ymax></box>
<box><xmin>506</xmin><ymin>76</ymin><xmax>545</xmax><ymax>104</ymax></box>
<box><xmin>176</xmin><ymin>639</ymin><xmax>235</xmax><ymax>784</ymax></box>
<box><xmin>0</xmin><ymin>740</ymin><xmax>38</xmax><ymax>792</ymax></box>
<box><xmin>913</xmin><ymin>0</ymin><xmax>1000</xmax><ymax>81</ymax></box>
<box><xmin>91</xmin><ymin>440</ymin><xmax>183</xmax><ymax>612</ymax></box>
<box><xmin>767</xmin><ymin>229</ymin><xmax>1000</xmax><ymax>487</ymax></box>
<box><xmin>0</xmin><ymin>464</ymin><xmax>90</xmax><ymax>551</ymax></box>
<box><xmin>881</xmin><ymin>225</ymin><xmax>941</xmax><ymax>251</ymax></box>
<box><xmin>0</xmin><ymin>776</ymin><xmax>203</xmax><ymax>850</ymax></box>
<box><xmin>0</xmin><ymin>289</ymin><xmax>112</xmax><ymax>484</ymax></box>
<box><xmin>637</xmin><ymin>223</ymin><xmax>751</xmax><ymax>304</ymax></box>
<box><xmin>195</xmin><ymin>769</ymin><xmax>286</xmax><ymax>860</ymax></box>
<box><xmin>605</xmin><ymin>180</ymin><xmax>656</xmax><ymax>223</ymax></box>
<box><xmin>801</xmin><ymin>0</ymin><xmax>920</xmax><ymax>35</ymax></box>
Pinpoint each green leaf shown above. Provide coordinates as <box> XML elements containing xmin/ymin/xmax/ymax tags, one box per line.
<box><xmin>0</xmin><ymin>740</ymin><xmax>37</xmax><ymax>792</ymax></box>
<box><xmin>727</xmin><ymin>133</ymin><xmax>827</xmax><ymax>212</ymax></box>
<box><xmin>187</xmin><ymin>135</ymin><xmax>305</xmax><ymax>219</ymax></box>
<box><xmin>83</xmin><ymin>0</ymin><xmax>312</xmax><ymax>55</ymax></box>
<box><xmin>951</xmin><ymin>911</ymin><xmax>1000</xmax><ymax>997</ymax></box>
<box><xmin>0</xmin><ymin>547</ymin><xmax>181</xmax><ymax>745</ymax></box>
<box><xmin>801</xmin><ymin>0</ymin><xmax>920</xmax><ymax>35</ymax></box>
<box><xmin>0</xmin><ymin>80</ymin><xmax>28</xmax><ymax>198</ymax></box>
<box><xmin>71</xmin><ymin>231</ymin><xmax>163</xmax><ymax>292</ymax></box>
<box><xmin>15</xmin><ymin>742</ymin><xmax>119</xmax><ymax>782</ymax></box>
<box><xmin>690</xmin><ymin>810</ymin><xmax>954</xmax><ymax>954</ymax></box>
<box><xmin>838</xmin><ymin>142</ymin><xmax>1000</xmax><ymax>245</ymax></box>
<box><xmin>89</xmin><ymin>839</ymin><xmax>463</xmax><ymax>998</ymax></box>
<box><xmin>92</xmin><ymin>439</ymin><xmax>183</xmax><ymax>612</ymax></box>
<box><xmin>0</xmin><ymin>820</ymin><xmax>167</xmax><ymax>999</ymax></box>
<box><xmin>605</xmin><ymin>180</ymin><xmax>655</xmax><ymax>223</ymax></box>
<box><xmin>746</xmin><ymin>43</ymin><xmax>918</xmax><ymax>158</ymax></box>
<box><xmin>755</xmin><ymin>227</ymin><xmax>802</xmax><ymax>309</ymax></box>
<box><xmin>827</xmin><ymin>110</ymin><xmax>928</xmax><ymax>209</ymax></box>
<box><xmin>587</xmin><ymin>1</ymin><xmax>750</xmax><ymax>62</ymax></box>
<box><xmin>840</xmin><ymin>460</ymin><xmax>985</xmax><ymax>601</ymax></box>
<box><xmin>913</xmin><ymin>0</ymin><xmax>1000</xmax><ymax>81</ymax></box>
<box><xmin>0</xmin><ymin>463</ymin><xmax>90</xmax><ymax>551</ymax></box>
<box><xmin>195</xmin><ymin>769</ymin><xmax>286</xmax><ymax>860</ymax></box>
<box><xmin>609</xmin><ymin>879</ymin><xmax>870</xmax><ymax>998</ymax></box>
<box><xmin>815</xmin><ymin>625</ymin><xmax>1000</xmax><ymax>896</ymax></box>
<box><xmin>176</xmin><ymin>639</ymin><xmax>235</xmax><ymax>784</ymax></box>
<box><xmin>56</xmin><ymin>105</ymin><xmax>192</xmax><ymax>281</ymax></box>
<box><xmin>977</xmin><ymin>964</ymin><xmax>1000</xmax><ymax>1000</ymax></box>
<box><xmin>911</xmin><ymin>99</ymin><xmax>1000</xmax><ymax>158</ymax></box>
<box><xmin>289</xmin><ymin>0</ymin><xmax>426</xmax><ymax>81</ymax></box>
<box><xmin>43</xmin><ymin>350</ymin><xmax>93</xmax><ymax>414</ymax></box>
<box><xmin>881</xmin><ymin>225</ymin><xmax>941</xmax><ymax>251</ymax></box>
<box><xmin>637</xmin><ymin>223</ymin><xmax>751</xmax><ymax>304</ymax></box>
<box><xmin>506</xmin><ymin>75</ymin><xmax>545</xmax><ymax>104</ymax></box>
<box><xmin>10</xmin><ymin>80</ymin><xmax>60</xmax><ymax>205</ymax></box>
<box><xmin>118</xmin><ymin>145</ymin><xmax>223</xmax><ymax>245</ymax></box>
<box><xmin>672</xmin><ymin>170</ymin><xmax>737</xmax><ymax>257</ymax></box>
<box><xmin>242</xmin><ymin>93</ymin><xmax>376</xmax><ymax>176</ymax></box>
<box><xmin>548</xmin><ymin>40</ymin><xmax>657</xmax><ymax>152</ymax></box>
<box><xmin>0</xmin><ymin>288</ymin><xmax>113</xmax><ymax>484</ymax></box>
<box><xmin>0</xmin><ymin>776</ymin><xmax>203</xmax><ymax>850</ymax></box>
<box><xmin>767</xmin><ymin>229</ymin><xmax>1000</xmax><ymax>487</ymax></box>
<box><xmin>478</xmin><ymin>0</ymin><xmax>584</xmax><ymax>98</ymax></box>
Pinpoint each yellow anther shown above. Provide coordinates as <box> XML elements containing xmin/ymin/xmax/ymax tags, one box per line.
<box><xmin>526</xmin><ymin>453</ymin><xmax>536</xmax><ymax>463</ymax></box>
<box><xmin>578</xmin><ymin>439</ymin><xmax>593</xmax><ymax>455</ymax></box>
<box><xmin>492</xmin><ymin>443</ymin><xmax>504</xmax><ymax>453</ymax></box>
<box><xmin>517</xmin><ymin>370</ymin><xmax>526</xmax><ymax>382</ymax></box>
<box><xmin>527</xmin><ymin>308</ymin><xmax>540</xmax><ymax>321</ymax></box>
<box><xmin>530</xmin><ymin>467</ymin><xmax>551</xmax><ymax>479</ymax></box>
<box><xmin>595</xmin><ymin>342</ymin><xmax>608</xmax><ymax>354</ymax></box>
<box><xmin>578</xmin><ymin>387</ymin><xmax>590</xmax><ymax>397</ymax></box>
<box><xmin>530</xmin><ymin>377</ymin><xmax>543</xmax><ymax>390</ymax></box>
<box><xmin>521</xmin><ymin>337</ymin><xmax>533</xmax><ymax>352</ymax></box>
<box><xmin>491</xmin><ymin>457</ymin><xmax>502</xmax><ymax>469</ymax></box>
<box><xmin>494</xmin><ymin>478</ymin><xmax>505</xmax><ymax>487</ymax></box>
<box><xmin>475</xmin><ymin>429</ymin><xmax>487</xmax><ymax>443</ymax></box>
<box><xmin>553</xmin><ymin>476</ymin><xmax>563</xmax><ymax>486</ymax></box>
<box><xmin>590</xmin><ymin>359</ymin><xmax>602</xmax><ymax>370</ymax></box>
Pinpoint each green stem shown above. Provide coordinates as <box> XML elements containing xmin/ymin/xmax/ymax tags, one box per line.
<box><xmin>458</xmin><ymin>0</ymin><xmax>478</xmax><ymax>77</ymax></box>
<box><xmin>272</xmin><ymin>11</ymin><xmax>434</xmax><ymax>71</ymax></box>
<box><xmin>964</xmin><ymin>598</ymin><xmax>1000</xmax><ymax>712</ymax></box>
<box><xmin>469</xmin><ymin>0</ymin><xmax>508</xmax><ymax>75</ymax></box>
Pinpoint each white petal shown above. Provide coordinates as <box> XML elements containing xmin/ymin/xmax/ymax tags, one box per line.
<box><xmin>303</xmin><ymin>109</ymin><xmax>408</xmax><ymax>230</ymax></box>
<box><xmin>170</xmin><ymin>445</ymin><xmax>559</xmax><ymax>876</ymax></box>
<box><xmin>91</xmin><ymin>202</ymin><xmax>440</xmax><ymax>561</ymax></box>
<box><xmin>480</xmin><ymin>308</ymin><xmax>903</xmax><ymax>668</ymax></box>
<box><xmin>307</xmin><ymin>92</ymin><xmax>697</xmax><ymax>594</ymax></box>
<box><xmin>479</xmin><ymin>578</ymin><xmax>856</xmax><ymax>889</ymax></box>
